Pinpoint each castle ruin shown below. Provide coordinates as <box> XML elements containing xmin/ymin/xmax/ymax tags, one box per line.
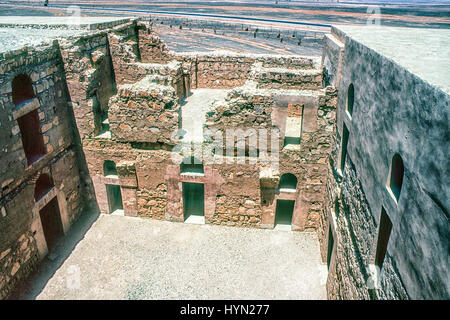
<box><xmin>0</xmin><ymin>17</ymin><xmax>448</xmax><ymax>300</ymax></box>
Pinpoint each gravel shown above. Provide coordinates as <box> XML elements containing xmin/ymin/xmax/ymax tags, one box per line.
<box><xmin>18</xmin><ymin>213</ymin><xmax>327</xmax><ymax>300</ymax></box>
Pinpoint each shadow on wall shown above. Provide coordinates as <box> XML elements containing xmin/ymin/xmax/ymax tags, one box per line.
<box><xmin>7</xmin><ymin>210</ymin><xmax>100</xmax><ymax>300</ymax></box>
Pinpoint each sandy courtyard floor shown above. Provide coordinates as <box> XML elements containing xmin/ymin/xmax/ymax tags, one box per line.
<box><xmin>16</xmin><ymin>213</ymin><xmax>327</xmax><ymax>300</ymax></box>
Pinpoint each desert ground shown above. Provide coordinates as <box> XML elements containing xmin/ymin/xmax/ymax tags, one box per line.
<box><xmin>1</xmin><ymin>1</ymin><xmax>449</xmax><ymax>55</ymax></box>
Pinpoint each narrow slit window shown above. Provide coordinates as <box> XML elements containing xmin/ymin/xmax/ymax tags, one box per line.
<box><xmin>388</xmin><ymin>154</ymin><xmax>404</xmax><ymax>202</ymax></box>
<box><xmin>347</xmin><ymin>84</ymin><xmax>354</xmax><ymax>116</ymax></box>
<box><xmin>339</xmin><ymin>123</ymin><xmax>349</xmax><ymax>172</ymax></box>
<box><xmin>375</xmin><ymin>207</ymin><xmax>393</xmax><ymax>270</ymax></box>
<box><xmin>327</xmin><ymin>226</ymin><xmax>334</xmax><ymax>270</ymax></box>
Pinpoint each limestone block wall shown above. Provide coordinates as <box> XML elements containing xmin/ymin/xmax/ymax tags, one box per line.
<box><xmin>321</xmin><ymin>27</ymin><xmax>450</xmax><ymax>300</ymax></box>
<box><xmin>0</xmin><ymin>45</ymin><xmax>86</xmax><ymax>299</ymax></box>
<box><xmin>321</xmin><ymin>33</ymin><xmax>344</xmax><ymax>87</ymax></box>
<box><xmin>196</xmin><ymin>55</ymin><xmax>253</xmax><ymax>89</ymax></box>
<box><xmin>82</xmin><ymin>139</ymin><xmax>139</xmax><ymax>216</ymax></box>
<box><xmin>0</xmin><ymin>231</ymin><xmax>38</xmax><ymax>299</ymax></box>
<box><xmin>120</xmin><ymin>61</ymin><xmax>188</xmax><ymax>103</ymax></box>
<box><xmin>137</xmin><ymin>150</ymin><xmax>172</xmax><ymax>220</ymax></box>
<box><xmin>177</xmin><ymin>53</ymin><xmax>319</xmax><ymax>90</ymax></box>
<box><xmin>108</xmin><ymin>77</ymin><xmax>179</xmax><ymax>145</ymax></box>
<box><xmin>105</xmin><ymin>21</ymin><xmax>187</xmax><ymax>102</ymax></box>
<box><xmin>137</xmin><ymin>21</ymin><xmax>174</xmax><ymax>64</ymax></box>
<box><xmin>210</xmin><ymin>161</ymin><xmax>261</xmax><ymax>227</ymax></box>
<box><xmin>0</xmin><ymin>45</ymin><xmax>75</xmax><ymax>188</ymax></box>
<box><xmin>203</xmin><ymin>83</ymin><xmax>336</xmax><ymax>231</ymax></box>
<box><xmin>0</xmin><ymin>17</ymin><xmax>337</xmax><ymax>299</ymax></box>
<box><xmin>107</xmin><ymin>20</ymin><xmax>141</xmax><ymax>85</ymax></box>
<box><xmin>60</xmin><ymin>33</ymin><xmax>117</xmax><ymax>139</ymax></box>
<box><xmin>252</xmin><ymin>64</ymin><xmax>323</xmax><ymax>90</ymax></box>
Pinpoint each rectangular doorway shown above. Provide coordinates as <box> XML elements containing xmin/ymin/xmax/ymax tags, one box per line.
<box><xmin>106</xmin><ymin>184</ymin><xmax>124</xmax><ymax>215</ymax></box>
<box><xmin>274</xmin><ymin>199</ymin><xmax>295</xmax><ymax>230</ymax></box>
<box><xmin>39</xmin><ymin>197</ymin><xmax>64</xmax><ymax>252</ymax></box>
<box><xmin>183</xmin><ymin>182</ymin><xmax>205</xmax><ymax>224</ymax></box>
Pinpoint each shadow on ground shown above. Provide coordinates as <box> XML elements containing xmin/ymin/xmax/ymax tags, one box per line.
<box><xmin>8</xmin><ymin>210</ymin><xmax>100</xmax><ymax>300</ymax></box>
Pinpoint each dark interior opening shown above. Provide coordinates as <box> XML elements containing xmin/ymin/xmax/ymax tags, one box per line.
<box><xmin>17</xmin><ymin>109</ymin><xmax>46</xmax><ymax>165</ymax></box>
<box><xmin>183</xmin><ymin>182</ymin><xmax>204</xmax><ymax>220</ymax></box>
<box><xmin>103</xmin><ymin>160</ymin><xmax>118</xmax><ymax>176</ymax></box>
<box><xmin>35</xmin><ymin>174</ymin><xmax>54</xmax><ymax>202</ymax></box>
<box><xmin>283</xmin><ymin>136</ymin><xmax>301</xmax><ymax>146</ymax></box>
<box><xmin>327</xmin><ymin>226</ymin><xmax>334</xmax><ymax>270</ymax></box>
<box><xmin>275</xmin><ymin>199</ymin><xmax>295</xmax><ymax>226</ymax></box>
<box><xmin>12</xmin><ymin>74</ymin><xmax>35</xmax><ymax>106</ymax></box>
<box><xmin>12</xmin><ymin>74</ymin><xmax>45</xmax><ymax>164</ymax></box>
<box><xmin>279</xmin><ymin>173</ymin><xmax>298</xmax><ymax>190</ymax></box>
<box><xmin>375</xmin><ymin>207</ymin><xmax>393</xmax><ymax>269</ymax></box>
<box><xmin>180</xmin><ymin>157</ymin><xmax>204</xmax><ymax>174</ymax></box>
<box><xmin>340</xmin><ymin>123</ymin><xmax>349</xmax><ymax>172</ymax></box>
<box><xmin>347</xmin><ymin>83</ymin><xmax>354</xmax><ymax>116</ymax></box>
<box><xmin>106</xmin><ymin>184</ymin><xmax>123</xmax><ymax>213</ymax></box>
<box><xmin>39</xmin><ymin>197</ymin><xmax>64</xmax><ymax>251</ymax></box>
<box><xmin>389</xmin><ymin>154</ymin><xmax>404</xmax><ymax>201</ymax></box>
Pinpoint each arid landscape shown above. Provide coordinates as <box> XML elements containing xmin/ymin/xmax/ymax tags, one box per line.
<box><xmin>1</xmin><ymin>1</ymin><xmax>449</xmax><ymax>54</ymax></box>
<box><xmin>0</xmin><ymin>0</ymin><xmax>448</xmax><ymax>304</ymax></box>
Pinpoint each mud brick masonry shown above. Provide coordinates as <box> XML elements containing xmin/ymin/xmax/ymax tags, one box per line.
<box><xmin>0</xmin><ymin>18</ymin><xmax>448</xmax><ymax>300</ymax></box>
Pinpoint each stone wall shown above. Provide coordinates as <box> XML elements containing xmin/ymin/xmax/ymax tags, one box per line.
<box><xmin>203</xmin><ymin>83</ymin><xmax>336</xmax><ymax>230</ymax></box>
<box><xmin>0</xmin><ymin>43</ymin><xmax>87</xmax><ymax>299</ymax></box>
<box><xmin>177</xmin><ymin>53</ymin><xmax>320</xmax><ymax>90</ymax></box>
<box><xmin>321</xmin><ymin>26</ymin><xmax>450</xmax><ymax>300</ymax></box>
<box><xmin>107</xmin><ymin>20</ymin><xmax>141</xmax><ymax>85</ymax></box>
<box><xmin>60</xmin><ymin>32</ymin><xmax>117</xmax><ymax>139</ymax></box>
<box><xmin>108</xmin><ymin>77</ymin><xmax>179</xmax><ymax>144</ymax></box>
<box><xmin>252</xmin><ymin>63</ymin><xmax>322</xmax><ymax>90</ymax></box>
<box><xmin>0</xmin><ymin>231</ymin><xmax>39</xmax><ymax>300</ymax></box>
<box><xmin>138</xmin><ymin>21</ymin><xmax>173</xmax><ymax>64</ymax></box>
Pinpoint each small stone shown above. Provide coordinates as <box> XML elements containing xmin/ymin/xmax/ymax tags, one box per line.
<box><xmin>10</xmin><ymin>262</ymin><xmax>20</xmax><ymax>276</ymax></box>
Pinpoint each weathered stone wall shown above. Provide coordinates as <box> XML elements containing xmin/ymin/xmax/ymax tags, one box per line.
<box><xmin>108</xmin><ymin>77</ymin><xmax>179</xmax><ymax>144</ymax></box>
<box><xmin>252</xmin><ymin>64</ymin><xmax>322</xmax><ymax>90</ymax></box>
<box><xmin>138</xmin><ymin>21</ymin><xmax>173</xmax><ymax>64</ymax></box>
<box><xmin>107</xmin><ymin>20</ymin><xmax>141</xmax><ymax>85</ymax></box>
<box><xmin>0</xmin><ymin>44</ymin><xmax>87</xmax><ymax>299</ymax></box>
<box><xmin>321</xmin><ymin>26</ymin><xmax>450</xmax><ymax>300</ymax></box>
<box><xmin>0</xmin><ymin>231</ymin><xmax>39</xmax><ymax>299</ymax></box>
<box><xmin>321</xmin><ymin>33</ymin><xmax>344</xmax><ymax>87</ymax></box>
<box><xmin>177</xmin><ymin>53</ymin><xmax>320</xmax><ymax>90</ymax></box>
<box><xmin>0</xmin><ymin>45</ymin><xmax>74</xmax><ymax>188</ymax></box>
<box><xmin>106</xmin><ymin>21</ymin><xmax>186</xmax><ymax>103</ymax></box>
<box><xmin>210</xmin><ymin>161</ymin><xmax>262</xmax><ymax>227</ymax></box>
<box><xmin>0</xmin><ymin>18</ymin><xmax>337</xmax><ymax>298</ymax></box>
<box><xmin>204</xmin><ymin>83</ymin><xmax>336</xmax><ymax>230</ymax></box>
<box><xmin>60</xmin><ymin>33</ymin><xmax>117</xmax><ymax>139</ymax></box>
